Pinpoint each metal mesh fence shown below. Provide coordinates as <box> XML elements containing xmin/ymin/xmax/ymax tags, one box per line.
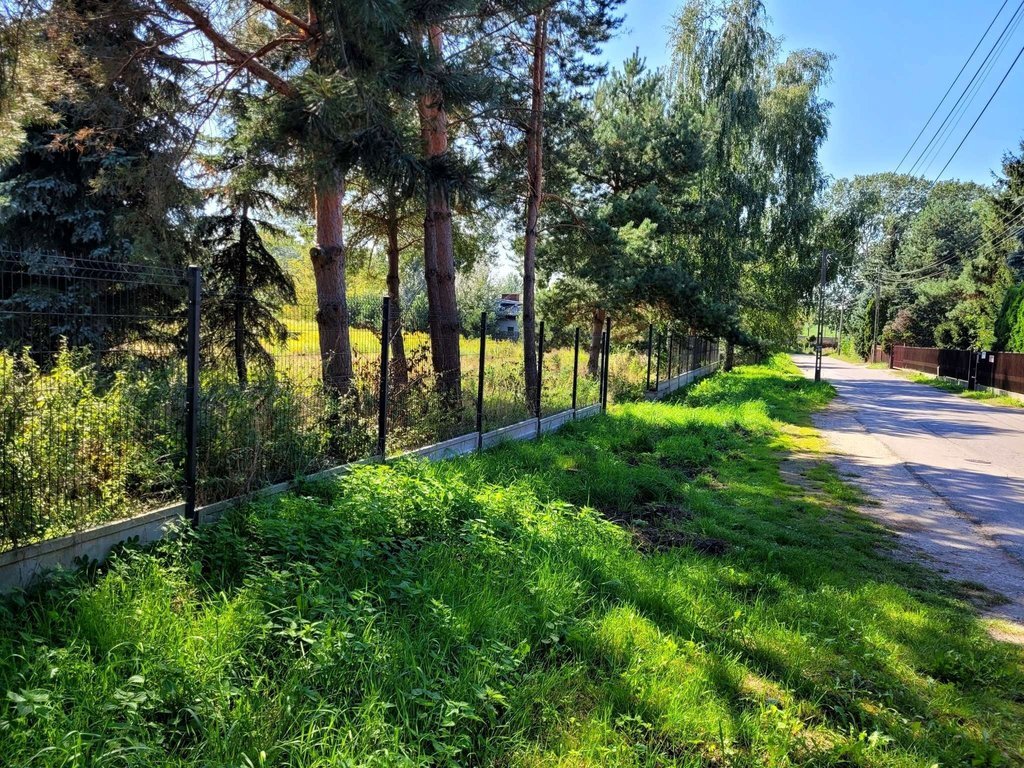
<box><xmin>196</xmin><ymin>294</ymin><xmax>381</xmax><ymax>504</ymax></box>
<box><xmin>0</xmin><ymin>250</ymin><xmax>187</xmax><ymax>551</ymax></box>
<box><xmin>480</xmin><ymin>334</ymin><xmax>530</xmax><ymax>433</ymax></box>
<box><xmin>383</xmin><ymin>317</ymin><xmax>479</xmax><ymax>453</ymax></box>
<box><xmin>0</xmin><ymin>249</ymin><xmax>726</xmax><ymax>554</ymax></box>
<box><xmin>639</xmin><ymin>326</ymin><xmax>723</xmax><ymax>395</ymax></box>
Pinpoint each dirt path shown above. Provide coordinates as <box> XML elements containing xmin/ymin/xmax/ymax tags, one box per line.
<box><xmin>793</xmin><ymin>354</ymin><xmax>1024</xmax><ymax>637</ymax></box>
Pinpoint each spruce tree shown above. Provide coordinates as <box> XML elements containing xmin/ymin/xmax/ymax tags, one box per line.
<box><xmin>0</xmin><ymin>0</ymin><xmax>193</xmax><ymax>353</ymax></box>
<box><xmin>195</xmin><ymin>140</ymin><xmax>296</xmax><ymax>388</ymax></box>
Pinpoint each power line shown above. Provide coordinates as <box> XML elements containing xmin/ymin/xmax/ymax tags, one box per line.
<box><xmin>916</xmin><ymin>8</ymin><xmax>1024</xmax><ymax>178</ymax></box>
<box><xmin>831</xmin><ymin>4</ymin><xmax>1024</xmax><ymax>283</ymax></box>
<box><xmin>822</xmin><ymin>3</ymin><xmax>1024</xmax><ymax>332</ymax></box>
<box><xmin>895</xmin><ymin>0</ymin><xmax>1012</xmax><ymax>173</ymax></box>
<box><xmin>905</xmin><ymin>0</ymin><xmax>1024</xmax><ymax>177</ymax></box>
<box><xmin>931</xmin><ymin>40</ymin><xmax>1024</xmax><ymax>184</ymax></box>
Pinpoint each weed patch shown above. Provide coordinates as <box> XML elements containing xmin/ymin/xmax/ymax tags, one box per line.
<box><xmin>901</xmin><ymin>370</ymin><xmax>1024</xmax><ymax>408</ymax></box>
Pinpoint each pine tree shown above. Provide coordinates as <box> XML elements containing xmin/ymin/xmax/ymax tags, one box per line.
<box><xmin>0</xmin><ymin>0</ymin><xmax>192</xmax><ymax>261</ymax></box>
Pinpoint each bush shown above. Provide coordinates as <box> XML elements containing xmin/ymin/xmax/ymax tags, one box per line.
<box><xmin>0</xmin><ymin>347</ymin><xmax>169</xmax><ymax>548</ymax></box>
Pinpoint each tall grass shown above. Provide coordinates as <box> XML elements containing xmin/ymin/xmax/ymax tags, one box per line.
<box><xmin>0</xmin><ymin>333</ymin><xmax>634</xmax><ymax>550</ymax></box>
<box><xmin>1</xmin><ymin>356</ymin><xmax>1021</xmax><ymax>766</ymax></box>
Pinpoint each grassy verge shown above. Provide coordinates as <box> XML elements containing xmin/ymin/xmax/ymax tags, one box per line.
<box><xmin>1</xmin><ymin>357</ymin><xmax>1021</xmax><ymax>766</ymax></box>
<box><xmin>823</xmin><ymin>350</ymin><xmax>889</xmax><ymax>369</ymax></box>
<box><xmin>897</xmin><ymin>370</ymin><xmax>1024</xmax><ymax>409</ymax></box>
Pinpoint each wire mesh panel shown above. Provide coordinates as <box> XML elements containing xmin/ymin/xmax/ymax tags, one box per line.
<box><xmin>197</xmin><ymin>294</ymin><xmax>381</xmax><ymax>504</ymax></box>
<box><xmin>0</xmin><ymin>250</ymin><xmax>186</xmax><ymax>552</ymax></box>
<box><xmin>540</xmin><ymin>324</ymin><xmax>584</xmax><ymax>417</ymax></box>
<box><xmin>481</xmin><ymin>332</ymin><xmax>529</xmax><ymax>433</ymax></box>
<box><xmin>385</xmin><ymin>321</ymin><xmax>479</xmax><ymax>453</ymax></box>
<box><xmin>607</xmin><ymin>329</ymin><xmax>650</xmax><ymax>402</ymax></box>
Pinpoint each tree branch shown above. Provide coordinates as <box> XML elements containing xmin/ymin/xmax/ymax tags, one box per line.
<box><xmin>163</xmin><ymin>0</ymin><xmax>297</xmax><ymax>98</ymax></box>
<box><xmin>251</xmin><ymin>0</ymin><xmax>312</xmax><ymax>35</ymax></box>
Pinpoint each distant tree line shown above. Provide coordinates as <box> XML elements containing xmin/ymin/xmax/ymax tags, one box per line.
<box><xmin>819</xmin><ymin>150</ymin><xmax>1024</xmax><ymax>357</ymax></box>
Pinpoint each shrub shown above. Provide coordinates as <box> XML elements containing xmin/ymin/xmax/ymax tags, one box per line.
<box><xmin>995</xmin><ymin>282</ymin><xmax>1024</xmax><ymax>352</ymax></box>
<box><xmin>0</xmin><ymin>346</ymin><xmax>164</xmax><ymax>548</ymax></box>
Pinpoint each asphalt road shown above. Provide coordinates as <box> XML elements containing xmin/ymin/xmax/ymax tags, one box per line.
<box><xmin>793</xmin><ymin>354</ymin><xmax>1024</xmax><ymax>623</ymax></box>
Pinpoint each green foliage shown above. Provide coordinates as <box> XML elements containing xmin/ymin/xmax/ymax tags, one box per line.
<box><xmin>0</xmin><ymin>0</ymin><xmax>193</xmax><ymax>262</ymax></box>
<box><xmin>0</xmin><ymin>345</ymin><xmax>384</xmax><ymax>548</ymax></box>
<box><xmin>995</xmin><ymin>282</ymin><xmax>1024</xmax><ymax>352</ymax></box>
<box><xmin>834</xmin><ymin>160</ymin><xmax>1024</xmax><ymax>358</ymax></box>
<box><xmin>543</xmin><ymin>1</ymin><xmax>833</xmax><ymax>350</ymax></box>
<box><xmin>2</xmin><ymin>358</ymin><xmax>1022</xmax><ymax>765</ymax></box>
<box><xmin>0</xmin><ymin>346</ymin><xmax>176</xmax><ymax>549</ymax></box>
<box><xmin>195</xmin><ymin>137</ymin><xmax>297</xmax><ymax>387</ymax></box>
<box><xmin>197</xmin><ymin>368</ymin><xmax>373</xmax><ymax>502</ymax></box>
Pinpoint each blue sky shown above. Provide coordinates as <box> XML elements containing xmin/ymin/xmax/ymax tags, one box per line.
<box><xmin>600</xmin><ymin>0</ymin><xmax>1024</xmax><ymax>187</ymax></box>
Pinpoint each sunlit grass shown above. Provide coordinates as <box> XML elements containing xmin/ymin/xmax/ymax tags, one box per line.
<box><xmin>900</xmin><ymin>370</ymin><xmax>1024</xmax><ymax>408</ymax></box>
<box><xmin>3</xmin><ymin>356</ymin><xmax>1019</xmax><ymax>766</ymax></box>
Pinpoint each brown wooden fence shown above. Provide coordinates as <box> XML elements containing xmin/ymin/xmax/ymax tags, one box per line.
<box><xmin>891</xmin><ymin>345</ymin><xmax>1024</xmax><ymax>395</ymax></box>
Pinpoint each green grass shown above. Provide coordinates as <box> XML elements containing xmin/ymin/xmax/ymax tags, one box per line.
<box><xmin>899</xmin><ymin>371</ymin><xmax>1024</xmax><ymax>409</ymax></box>
<box><xmin>1</xmin><ymin>356</ymin><xmax>1021</xmax><ymax>766</ymax></box>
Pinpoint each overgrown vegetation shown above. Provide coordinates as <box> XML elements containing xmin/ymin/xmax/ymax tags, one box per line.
<box><xmin>0</xmin><ymin>333</ymin><xmax>623</xmax><ymax>550</ymax></box>
<box><xmin>2</xmin><ymin>357</ymin><xmax>1021</xmax><ymax>766</ymax></box>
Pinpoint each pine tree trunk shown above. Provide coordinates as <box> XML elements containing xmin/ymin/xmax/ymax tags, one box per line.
<box><xmin>588</xmin><ymin>308</ymin><xmax>605</xmax><ymax>377</ymax></box>
<box><xmin>385</xmin><ymin>196</ymin><xmax>409</xmax><ymax>391</ymax></box>
<box><xmin>522</xmin><ymin>11</ymin><xmax>548</xmax><ymax>417</ymax></box>
<box><xmin>234</xmin><ymin>212</ymin><xmax>249</xmax><ymax>389</ymax></box>
<box><xmin>418</xmin><ymin>24</ymin><xmax>462</xmax><ymax>408</ymax></box>
<box><xmin>311</xmin><ymin>178</ymin><xmax>353</xmax><ymax>394</ymax></box>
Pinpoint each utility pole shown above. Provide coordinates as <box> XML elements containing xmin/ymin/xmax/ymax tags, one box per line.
<box><xmin>871</xmin><ymin>266</ymin><xmax>882</xmax><ymax>364</ymax></box>
<box><xmin>814</xmin><ymin>251</ymin><xmax>828</xmax><ymax>382</ymax></box>
<box><xmin>836</xmin><ymin>300</ymin><xmax>845</xmax><ymax>356</ymax></box>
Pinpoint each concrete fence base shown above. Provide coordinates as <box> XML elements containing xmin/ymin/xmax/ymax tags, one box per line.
<box><xmin>1</xmin><ymin>363</ymin><xmax>723</xmax><ymax>592</ymax></box>
<box><xmin>645</xmin><ymin>361</ymin><xmax>721</xmax><ymax>400</ymax></box>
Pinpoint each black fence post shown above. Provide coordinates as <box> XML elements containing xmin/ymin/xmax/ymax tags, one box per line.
<box><xmin>654</xmin><ymin>333</ymin><xmax>662</xmax><ymax>392</ymax></box>
<box><xmin>666</xmin><ymin>331</ymin><xmax>674</xmax><ymax>384</ymax></box>
<box><xmin>571</xmin><ymin>326</ymin><xmax>580</xmax><ymax>414</ymax></box>
<box><xmin>184</xmin><ymin>265</ymin><xmax>201</xmax><ymax>527</ymax></box>
<box><xmin>376</xmin><ymin>296</ymin><xmax>390</xmax><ymax>460</ymax></box>
<box><xmin>476</xmin><ymin>311</ymin><xmax>487</xmax><ymax>450</ymax></box>
<box><xmin>536</xmin><ymin>321</ymin><xmax>545</xmax><ymax>436</ymax></box>
<box><xmin>598</xmin><ymin>330</ymin><xmax>607</xmax><ymax>405</ymax></box>
<box><xmin>645</xmin><ymin>324</ymin><xmax>654</xmax><ymax>391</ymax></box>
<box><xmin>598</xmin><ymin>315</ymin><xmax>606</xmax><ymax>411</ymax></box>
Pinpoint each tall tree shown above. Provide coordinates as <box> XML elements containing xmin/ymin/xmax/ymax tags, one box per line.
<box><xmin>415</xmin><ymin>23</ymin><xmax>464</xmax><ymax>406</ymax></box>
<box><xmin>0</xmin><ymin>0</ymin><xmax>194</xmax><ymax>355</ymax></box>
<box><xmin>154</xmin><ymin>0</ymin><xmax>433</xmax><ymax>394</ymax></box>
<box><xmin>671</xmin><ymin>0</ymin><xmax>832</xmax><ymax>353</ymax></box>
<box><xmin>347</xmin><ymin>164</ymin><xmax>422</xmax><ymax>391</ymax></box>
<box><xmin>517</xmin><ymin>0</ymin><xmax>620</xmax><ymax>411</ymax></box>
<box><xmin>542</xmin><ymin>54</ymin><xmax>705</xmax><ymax>370</ymax></box>
<box><xmin>0</xmin><ymin>0</ymin><xmax>192</xmax><ymax>261</ymax></box>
